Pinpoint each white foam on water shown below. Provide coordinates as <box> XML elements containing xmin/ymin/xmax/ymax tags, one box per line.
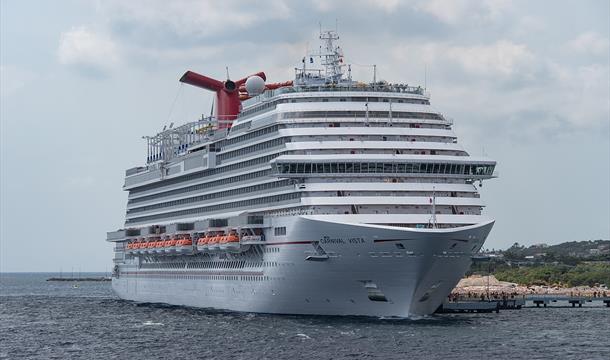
<box><xmin>142</xmin><ymin>320</ymin><xmax>164</xmax><ymax>326</ymax></box>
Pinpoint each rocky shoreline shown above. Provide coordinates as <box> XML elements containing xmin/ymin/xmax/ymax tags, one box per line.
<box><xmin>452</xmin><ymin>275</ymin><xmax>609</xmax><ymax>297</ymax></box>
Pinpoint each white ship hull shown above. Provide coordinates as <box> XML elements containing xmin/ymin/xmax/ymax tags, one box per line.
<box><xmin>112</xmin><ymin>216</ymin><xmax>493</xmax><ymax>317</ymax></box>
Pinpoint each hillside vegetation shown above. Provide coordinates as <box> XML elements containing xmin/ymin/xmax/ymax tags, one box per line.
<box><xmin>470</xmin><ymin>240</ymin><xmax>610</xmax><ymax>287</ymax></box>
<box><xmin>493</xmin><ymin>263</ymin><xmax>610</xmax><ymax>287</ymax></box>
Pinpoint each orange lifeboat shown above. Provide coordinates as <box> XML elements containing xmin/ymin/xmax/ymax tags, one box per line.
<box><xmin>196</xmin><ymin>235</ymin><xmax>209</xmax><ymax>252</ymax></box>
<box><xmin>175</xmin><ymin>235</ymin><xmax>193</xmax><ymax>254</ymax></box>
<box><xmin>164</xmin><ymin>237</ymin><xmax>177</xmax><ymax>254</ymax></box>
<box><xmin>145</xmin><ymin>240</ymin><xmax>156</xmax><ymax>254</ymax></box>
<box><xmin>137</xmin><ymin>241</ymin><xmax>145</xmax><ymax>253</ymax></box>
<box><xmin>221</xmin><ymin>231</ymin><xmax>241</xmax><ymax>252</ymax></box>
<box><xmin>154</xmin><ymin>239</ymin><xmax>165</xmax><ymax>253</ymax></box>
<box><xmin>207</xmin><ymin>233</ymin><xmax>222</xmax><ymax>252</ymax></box>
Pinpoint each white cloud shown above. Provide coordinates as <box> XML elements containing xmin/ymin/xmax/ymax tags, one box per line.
<box><xmin>364</xmin><ymin>0</ymin><xmax>402</xmax><ymax>12</ymax></box>
<box><xmin>446</xmin><ymin>41</ymin><xmax>535</xmax><ymax>77</ymax></box>
<box><xmin>131</xmin><ymin>45</ymin><xmax>224</xmax><ymax>65</ymax></box>
<box><xmin>549</xmin><ymin>63</ymin><xmax>610</xmax><ymax>128</ymax></box>
<box><xmin>567</xmin><ymin>32</ymin><xmax>609</xmax><ymax>55</ymax></box>
<box><xmin>392</xmin><ymin>40</ymin><xmax>536</xmax><ymax>78</ymax></box>
<box><xmin>311</xmin><ymin>0</ymin><xmax>335</xmax><ymax>12</ymax></box>
<box><xmin>57</xmin><ymin>27</ymin><xmax>120</xmax><ymax>74</ymax></box>
<box><xmin>391</xmin><ymin>37</ymin><xmax>608</xmax><ymax>135</ymax></box>
<box><xmin>100</xmin><ymin>0</ymin><xmax>292</xmax><ymax>38</ymax></box>
<box><xmin>416</xmin><ymin>0</ymin><xmax>511</xmax><ymax>25</ymax></box>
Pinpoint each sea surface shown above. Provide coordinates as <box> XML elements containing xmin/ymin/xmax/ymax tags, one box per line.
<box><xmin>1</xmin><ymin>273</ymin><xmax>609</xmax><ymax>360</ymax></box>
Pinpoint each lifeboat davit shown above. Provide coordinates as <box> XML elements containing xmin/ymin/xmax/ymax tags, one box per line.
<box><xmin>175</xmin><ymin>236</ymin><xmax>193</xmax><ymax>254</ymax></box>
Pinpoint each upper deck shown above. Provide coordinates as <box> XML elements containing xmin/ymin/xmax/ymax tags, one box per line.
<box><xmin>242</xmin><ymin>82</ymin><xmax>427</xmax><ymax>107</ymax></box>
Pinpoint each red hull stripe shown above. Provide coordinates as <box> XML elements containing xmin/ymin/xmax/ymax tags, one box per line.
<box><xmin>122</xmin><ymin>271</ymin><xmax>264</xmax><ymax>276</ymax></box>
<box><xmin>263</xmin><ymin>241</ymin><xmax>313</xmax><ymax>246</ymax></box>
<box><xmin>373</xmin><ymin>239</ymin><xmax>415</xmax><ymax>243</ymax></box>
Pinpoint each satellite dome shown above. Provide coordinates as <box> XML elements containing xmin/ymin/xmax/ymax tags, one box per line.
<box><xmin>245</xmin><ymin>75</ymin><xmax>266</xmax><ymax>96</ymax></box>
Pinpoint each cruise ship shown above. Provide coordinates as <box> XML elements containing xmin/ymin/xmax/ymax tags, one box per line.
<box><xmin>107</xmin><ymin>30</ymin><xmax>497</xmax><ymax>317</ymax></box>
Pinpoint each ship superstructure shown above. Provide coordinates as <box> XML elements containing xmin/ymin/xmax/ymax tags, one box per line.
<box><xmin>107</xmin><ymin>30</ymin><xmax>497</xmax><ymax>317</ymax></box>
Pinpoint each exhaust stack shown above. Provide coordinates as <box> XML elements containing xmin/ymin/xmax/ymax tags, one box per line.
<box><xmin>180</xmin><ymin>71</ymin><xmax>266</xmax><ymax>129</ymax></box>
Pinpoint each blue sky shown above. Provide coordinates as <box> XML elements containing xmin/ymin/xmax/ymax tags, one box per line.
<box><xmin>1</xmin><ymin>0</ymin><xmax>609</xmax><ymax>271</ymax></box>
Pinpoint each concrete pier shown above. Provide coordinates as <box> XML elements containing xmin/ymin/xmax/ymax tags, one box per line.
<box><xmin>436</xmin><ymin>301</ymin><xmax>500</xmax><ymax>313</ymax></box>
<box><xmin>437</xmin><ymin>295</ymin><xmax>609</xmax><ymax>314</ymax></box>
<box><xmin>527</xmin><ymin>295</ymin><xmax>610</xmax><ymax>308</ymax></box>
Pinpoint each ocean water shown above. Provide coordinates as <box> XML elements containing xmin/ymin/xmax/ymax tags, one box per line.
<box><xmin>1</xmin><ymin>273</ymin><xmax>609</xmax><ymax>360</ymax></box>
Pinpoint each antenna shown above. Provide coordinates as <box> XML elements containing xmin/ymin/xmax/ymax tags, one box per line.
<box><xmin>388</xmin><ymin>98</ymin><xmax>393</xmax><ymax>126</ymax></box>
<box><xmin>226</xmin><ymin>66</ymin><xmax>230</xmax><ymax>80</ymax></box>
<box><xmin>373</xmin><ymin>64</ymin><xmax>377</xmax><ymax>83</ymax></box>
<box><xmin>424</xmin><ymin>64</ymin><xmax>427</xmax><ymax>91</ymax></box>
